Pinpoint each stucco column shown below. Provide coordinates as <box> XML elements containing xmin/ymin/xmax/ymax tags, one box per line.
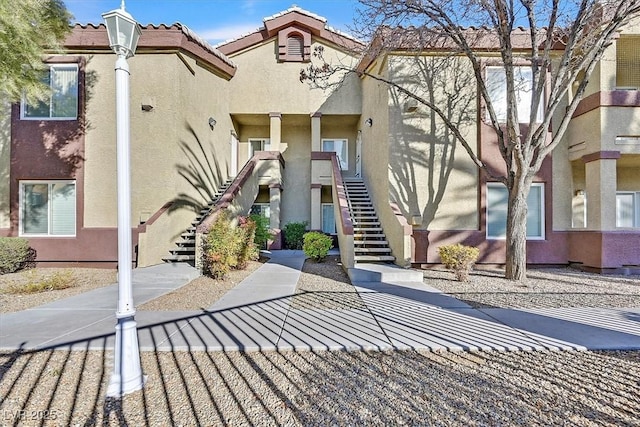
<box><xmin>269</xmin><ymin>112</ymin><xmax>281</xmax><ymax>152</ymax></box>
<box><xmin>269</xmin><ymin>184</ymin><xmax>282</xmax><ymax>230</ymax></box>
<box><xmin>311</xmin><ymin>112</ymin><xmax>322</xmax><ymax>151</ymax></box>
<box><xmin>583</xmin><ymin>151</ymin><xmax>620</xmax><ymax>231</ymax></box>
<box><xmin>310</xmin><ymin>184</ymin><xmax>322</xmax><ymax>230</ymax></box>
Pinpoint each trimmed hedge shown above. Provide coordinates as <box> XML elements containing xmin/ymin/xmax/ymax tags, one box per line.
<box><xmin>303</xmin><ymin>231</ymin><xmax>333</xmax><ymax>262</ymax></box>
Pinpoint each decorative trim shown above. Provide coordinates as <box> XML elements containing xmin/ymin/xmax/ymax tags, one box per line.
<box><xmin>269</xmin><ymin>112</ymin><xmax>282</xmax><ymax>119</ymax></box>
<box><xmin>277</xmin><ymin>26</ymin><xmax>311</xmax><ymax>62</ymax></box>
<box><xmin>311</xmin><ymin>111</ymin><xmax>322</xmax><ymax>118</ymax></box>
<box><xmin>581</xmin><ymin>151</ymin><xmax>621</xmax><ymax>163</ymax></box>
<box><xmin>311</xmin><ymin>183</ymin><xmax>323</xmax><ymax>189</ymax></box>
<box><xmin>573</xmin><ymin>90</ymin><xmax>640</xmax><ymax>118</ymax></box>
<box><xmin>311</xmin><ymin>151</ymin><xmax>334</xmax><ymax>160</ymax></box>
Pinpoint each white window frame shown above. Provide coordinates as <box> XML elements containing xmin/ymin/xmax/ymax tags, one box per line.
<box><xmin>486</xmin><ymin>182</ymin><xmax>545</xmax><ymax>240</ymax></box>
<box><xmin>485</xmin><ymin>66</ymin><xmax>543</xmax><ymax>124</ymax></box>
<box><xmin>250</xmin><ymin>203</ymin><xmax>270</xmax><ymax>219</ymax></box>
<box><xmin>321</xmin><ymin>138</ymin><xmax>348</xmax><ymax>170</ymax></box>
<box><xmin>616</xmin><ymin>191</ymin><xmax>640</xmax><ymax>228</ymax></box>
<box><xmin>19</xmin><ymin>180</ymin><xmax>76</xmax><ymax>237</ymax></box>
<box><xmin>248</xmin><ymin>138</ymin><xmax>270</xmax><ymax>158</ymax></box>
<box><xmin>321</xmin><ymin>203</ymin><xmax>336</xmax><ymax>234</ymax></box>
<box><xmin>20</xmin><ymin>64</ymin><xmax>79</xmax><ymax>120</ymax></box>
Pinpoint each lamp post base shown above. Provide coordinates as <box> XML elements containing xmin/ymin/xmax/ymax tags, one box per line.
<box><xmin>106</xmin><ymin>314</ymin><xmax>145</xmax><ymax>397</ymax></box>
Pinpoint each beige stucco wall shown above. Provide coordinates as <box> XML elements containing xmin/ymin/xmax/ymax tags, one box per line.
<box><xmin>385</xmin><ymin>55</ymin><xmax>479</xmax><ymax>231</ymax></box>
<box><xmin>227</xmin><ymin>38</ymin><xmax>361</xmax><ymax>115</ymax></box>
<box><xmin>0</xmin><ymin>97</ymin><xmax>10</xmax><ymax>229</ymax></box>
<box><xmin>83</xmin><ymin>51</ymin><xmax>233</xmax><ymax>264</ymax></box>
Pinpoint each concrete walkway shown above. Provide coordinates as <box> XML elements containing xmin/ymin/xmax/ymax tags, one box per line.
<box><xmin>1</xmin><ymin>251</ymin><xmax>639</xmax><ymax>352</ymax></box>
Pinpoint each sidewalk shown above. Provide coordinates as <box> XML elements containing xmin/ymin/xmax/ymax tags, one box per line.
<box><xmin>1</xmin><ymin>252</ymin><xmax>639</xmax><ymax>352</ymax></box>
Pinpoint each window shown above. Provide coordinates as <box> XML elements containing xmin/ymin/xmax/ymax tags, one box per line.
<box><xmin>486</xmin><ymin>183</ymin><xmax>545</xmax><ymax>239</ymax></box>
<box><xmin>322</xmin><ymin>139</ymin><xmax>348</xmax><ymax>170</ymax></box>
<box><xmin>322</xmin><ymin>203</ymin><xmax>336</xmax><ymax>234</ymax></box>
<box><xmin>616</xmin><ymin>36</ymin><xmax>640</xmax><ymax>89</ymax></box>
<box><xmin>486</xmin><ymin>66</ymin><xmax>543</xmax><ymax>123</ymax></box>
<box><xmin>20</xmin><ymin>181</ymin><xmax>76</xmax><ymax>236</ymax></box>
<box><xmin>21</xmin><ymin>64</ymin><xmax>78</xmax><ymax>120</ymax></box>
<box><xmin>616</xmin><ymin>192</ymin><xmax>640</xmax><ymax>227</ymax></box>
<box><xmin>250</xmin><ymin>203</ymin><xmax>270</xmax><ymax>219</ymax></box>
<box><xmin>248</xmin><ymin>139</ymin><xmax>270</xmax><ymax>158</ymax></box>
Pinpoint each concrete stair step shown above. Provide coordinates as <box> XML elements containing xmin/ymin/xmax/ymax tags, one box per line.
<box><xmin>170</xmin><ymin>247</ymin><xmax>195</xmax><ymax>254</ymax></box>
<box><xmin>354</xmin><ymin>255</ymin><xmax>396</xmax><ymax>262</ymax></box>
<box><xmin>163</xmin><ymin>254</ymin><xmax>196</xmax><ymax>262</ymax></box>
<box><xmin>354</xmin><ymin>233</ymin><xmax>386</xmax><ymax>238</ymax></box>
<box><xmin>355</xmin><ymin>247</ymin><xmax>392</xmax><ymax>254</ymax></box>
<box><xmin>353</xmin><ymin>221</ymin><xmax>381</xmax><ymax>226</ymax></box>
<box><xmin>353</xmin><ymin>227</ymin><xmax>383</xmax><ymax>232</ymax></box>
<box><xmin>354</xmin><ymin>240</ymin><xmax>389</xmax><ymax>245</ymax></box>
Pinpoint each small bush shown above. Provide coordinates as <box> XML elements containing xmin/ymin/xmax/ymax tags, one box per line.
<box><xmin>0</xmin><ymin>237</ymin><xmax>36</xmax><ymax>275</ymax></box>
<box><xmin>250</xmin><ymin>214</ymin><xmax>273</xmax><ymax>249</ymax></box>
<box><xmin>303</xmin><ymin>232</ymin><xmax>333</xmax><ymax>262</ymax></box>
<box><xmin>236</xmin><ymin>216</ymin><xmax>259</xmax><ymax>269</ymax></box>
<box><xmin>284</xmin><ymin>221</ymin><xmax>307</xmax><ymax>250</ymax></box>
<box><xmin>202</xmin><ymin>212</ymin><xmax>259</xmax><ymax>279</ymax></box>
<box><xmin>202</xmin><ymin>212</ymin><xmax>241</xmax><ymax>279</ymax></box>
<box><xmin>437</xmin><ymin>243</ymin><xmax>480</xmax><ymax>282</ymax></box>
<box><xmin>6</xmin><ymin>270</ymin><xmax>76</xmax><ymax>294</ymax></box>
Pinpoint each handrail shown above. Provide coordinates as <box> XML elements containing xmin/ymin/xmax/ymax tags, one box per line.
<box><xmin>196</xmin><ymin>151</ymin><xmax>284</xmax><ymax>233</ymax></box>
<box><xmin>331</xmin><ymin>154</ymin><xmax>354</xmax><ymax>235</ymax></box>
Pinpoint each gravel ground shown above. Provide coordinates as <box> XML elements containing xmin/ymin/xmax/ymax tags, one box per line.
<box><xmin>2</xmin><ymin>262</ymin><xmax>640</xmax><ymax>425</ymax></box>
<box><xmin>138</xmin><ymin>259</ymin><xmax>266</xmax><ymax>311</ymax></box>
<box><xmin>292</xmin><ymin>255</ymin><xmax>366</xmax><ymax>310</ymax></box>
<box><xmin>423</xmin><ymin>267</ymin><xmax>640</xmax><ymax>309</ymax></box>
<box><xmin>0</xmin><ymin>268</ymin><xmax>116</xmax><ymax>313</ymax></box>
<box><xmin>0</xmin><ymin>348</ymin><xmax>638</xmax><ymax>426</ymax></box>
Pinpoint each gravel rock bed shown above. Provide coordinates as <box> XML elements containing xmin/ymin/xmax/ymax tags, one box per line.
<box><xmin>1</xmin><ymin>348</ymin><xmax>638</xmax><ymax>426</ymax></box>
<box><xmin>292</xmin><ymin>256</ymin><xmax>366</xmax><ymax>310</ymax></box>
<box><xmin>138</xmin><ymin>259</ymin><xmax>265</xmax><ymax>311</ymax></box>
<box><xmin>0</xmin><ymin>268</ymin><xmax>116</xmax><ymax>313</ymax></box>
<box><xmin>423</xmin><ymin>267</ymin><xmax>640</xmax><ymax>309</ymax></box>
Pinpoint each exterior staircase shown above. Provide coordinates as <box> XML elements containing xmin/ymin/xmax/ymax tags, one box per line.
<box><xmin>343</xmin><ymin>177</ymin><xmax>395</xmax><ymax>263</ymax></box>
<box><xmin>164</xmin><ymin>179</ymin><xmax>232</xmax><ymax>264</ymax></box>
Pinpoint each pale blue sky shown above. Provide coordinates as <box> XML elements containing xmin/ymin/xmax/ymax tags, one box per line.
<box><xmin>64</xmin><ymin>0</ymin><xmax>360</xmax><ymax>44</ymax></box>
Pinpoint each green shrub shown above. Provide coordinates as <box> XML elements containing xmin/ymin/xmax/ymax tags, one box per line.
<box><xmin>303</xmin><ymin>232</ymin><xmax>333</xmax><ymax>262</ymax></box>
<box><xmin>202</xmin><ymin>212</ymin><xmax>241</xmax><ymax>279</ymax></box>
<box><xmin>7</xmin><ymin>270</ymin><xmax>76</xmax><ymax>294</ymax></box>
<box><xmin>236</xmin><ymin>216</ymin><xmax>259</xmax><ymax>269</ymax></box>
<box><xmin>250</xmin><ymin>214</ymin><xmax>273</xmax><ymax>249</ymax></box>
<box><xmin>0</xmin><ymin>237</ymin><xmax>36</xmax><ymax>275</ymax></box>
<box><xmin>437</xmin><ymin>243</ymin><xmax>480</xmax><ymax>282</ymax></box>
<box><xmin>284</xmin><ymin>221</ymin><xmax>307</xmax><ymax>250</ymax></box>
<box><xmin>202</xmin><ymin>212</ymin><xmax>259</xmax><ymax>279</ymax></box>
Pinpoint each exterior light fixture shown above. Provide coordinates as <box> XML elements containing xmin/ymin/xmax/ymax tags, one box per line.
<box><xmin>102</xmin><ymin>0</ymin><xmax>145</xmax><ymax>398</ymax></box>
<box><xmin>209</xmin><ymin>117</ymin><xmax>217</xmax><ymax>130</ymax></box>
<box><xmin>365</xmin><ymin>117</ymin><xmax>373</xmax><ymax>127</ymax></box>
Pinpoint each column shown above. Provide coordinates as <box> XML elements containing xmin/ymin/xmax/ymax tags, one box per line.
<box><xmin>269</xmin><ymin>112</ymin><xmax>281</xmax><ymax>152</ymax></box>
<box><xmin>269</xmin><ymin>184</ymin><xmax>283</xmax><ymax>250</ymax></box>
<box><xmin>583</xmin><ymin>151</ymin><xmax>620</xmax><ymax>231</ymax></box>
<box><xmin>311</xmin><ymin>111</ymin><xmax>322</xmax><ymax>151</ymax></box>
<box><xmin>310</xmin><ymin>184</ymin><xmax>322</xmax><ymax>230</ymax></box>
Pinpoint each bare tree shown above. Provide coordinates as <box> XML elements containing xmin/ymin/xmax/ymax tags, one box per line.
<box><xmin>303</xmin><ymin>0</ymin><xmax>640</xmax><ymax>280</ymax></box>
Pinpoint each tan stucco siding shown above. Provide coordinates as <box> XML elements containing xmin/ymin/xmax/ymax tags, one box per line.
<box><xmin>566</xmin><ymin>110</ymin><xmax>602</xmax><ymax>160</ymax></box>
<box><xmin>618</xmin><ymin>161</ymin><xmax>640</xmax><ymax>190</ymax></box>
<box><xmin>228</xmin><ymin>38</ymin><xmax>361</xmax><ymax>115</ymax></box>
<box><xmin>83</xmin><ymin>52</ymin><xmax>233</xmax><ymax>265</ymax></box>
<box><xmin>601</xmin><ymin>108</ymin><xmax>640</xmax><ymax>153</ymax></box>
<box><xmin>386</xmin><ymin>55</ymin><xmax>479</xmax><ymax>230</ymax></box>
<box><xmin>280</xmin><ymin>125</ymin><xmax>311</xmax><ymax>225</ymax></box>
<box><xmin>0</xmin><ymin>98</ymin><xmax>9</xmax><ymax>229</ymax></box>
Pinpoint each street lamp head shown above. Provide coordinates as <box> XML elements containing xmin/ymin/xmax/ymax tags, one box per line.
<box><xmin>102</xmin><ymin>4</ymin><xmax>141</xmax><ymax>58</ymax></box>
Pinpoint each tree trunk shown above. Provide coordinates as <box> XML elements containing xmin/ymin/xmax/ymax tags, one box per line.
<box><xmin>505</xmin><ymin>185</ymin><xmax>528</xmax><ymax>281</ymax></box>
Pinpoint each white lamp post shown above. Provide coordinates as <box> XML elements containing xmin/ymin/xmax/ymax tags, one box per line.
<box><xmin>103</xmin><ymin>0</ymin><xmax>145</xmax><ymax>398</ymax></box>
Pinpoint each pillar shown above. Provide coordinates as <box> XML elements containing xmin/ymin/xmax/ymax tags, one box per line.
<box><xmin>310</xmin><ymin>184</ymin><xmax>322</xmax><ymax>230</ymax></box>
<box><xmin>269</xmin><ymin>112</ymin><xmax>281</xmax><ymax>152</ymax></box>
<box><xmin>311</xmin><ymin>111</ymin><xmax>322</xmax><ymax>152</ymax></box>
<box><xmin>583</xmin><ymin>151</ymin><xmax>620</xmax><ymax>231</ymax></box>
<box><xmin>268</xmin><ymin>184</ymin><xmax>283</xmax><ymax>250</ymax></box>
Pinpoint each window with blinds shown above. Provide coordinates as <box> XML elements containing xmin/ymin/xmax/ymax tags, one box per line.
<box><xmin>287</xmin><ymin>35</ymin><xmax>304</xmax><ymax>58</ymax></box>
<box><xmin>20</xmin><ymin>181</ymin><xmax>76</xmax><ymax>236</ymax></box>
<box><xmin>21</xmin><ymin>64</ymin><xmax>79</xmax><ymax>119</ymax></box>
<box><xmin>616</xmin><ymin>36</ymin><xmax>640</xmax><ymax>89</ymax></box>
